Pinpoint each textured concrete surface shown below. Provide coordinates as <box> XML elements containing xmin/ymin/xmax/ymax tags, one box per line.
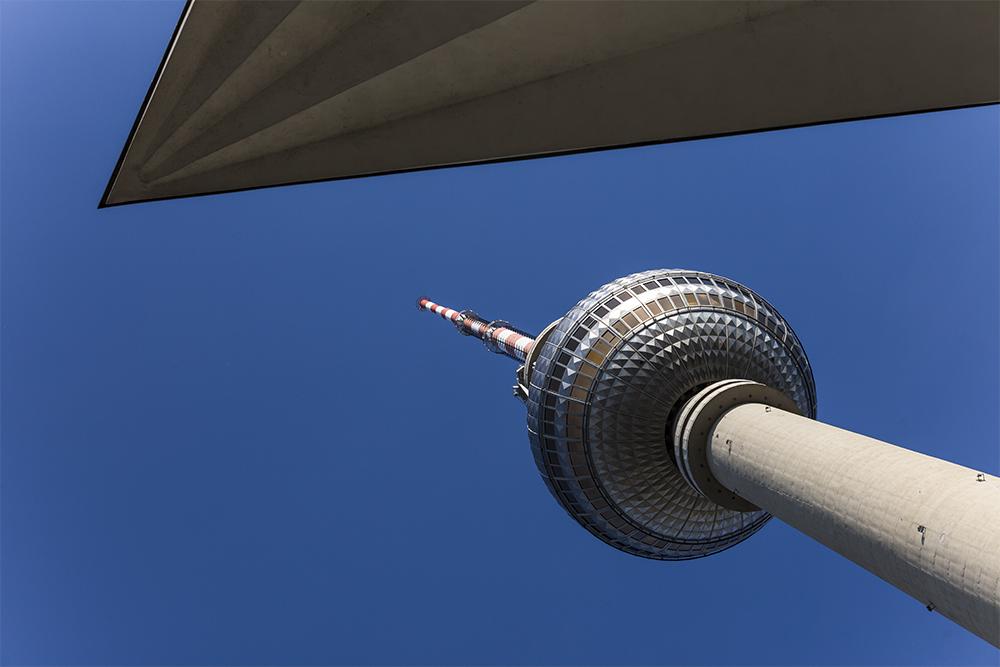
<box><xmin>708</xmin><ymin>404</ymin><xmax>1000</xmax><ymax>647</ymax></box>
<box><xmin>102</xmin><ymin>0</ymin><xmax>1000</xmax><ymax>206</ymax></box>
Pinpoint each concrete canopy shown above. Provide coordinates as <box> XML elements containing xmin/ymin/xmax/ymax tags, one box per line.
<box><xmin>101</xmin><ymin>0</ymin><xmax>999</xmax><ymax>207</ymax></box>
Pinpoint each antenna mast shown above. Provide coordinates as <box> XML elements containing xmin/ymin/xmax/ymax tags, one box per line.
<box><xmin>417</xmin><ymin>297</ymin><xmax>535</xmax><ymax>362</ymax></box>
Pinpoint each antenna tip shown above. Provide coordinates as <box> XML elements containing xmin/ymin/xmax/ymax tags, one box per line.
<box><xmin>416</xmin><ymin>296</ymin><xmax>430</xmax><ymax>310</ymax></box>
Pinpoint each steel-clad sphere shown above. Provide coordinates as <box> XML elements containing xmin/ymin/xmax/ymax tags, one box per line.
<box><xmin>525</xmin><ymin>270</ymin><xmax>816</xmax><ymax>559</ymax></box>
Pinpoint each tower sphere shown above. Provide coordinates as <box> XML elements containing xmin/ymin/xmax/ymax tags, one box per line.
<box><xmin>524</xmin><ymin>270</ymin><xmax>816</xmax><ymax>559</ymax></box>
<box><xmin>419</xmin><ymin>271</ymin><xmax>1000</xmax><ymax>645</ymax></box>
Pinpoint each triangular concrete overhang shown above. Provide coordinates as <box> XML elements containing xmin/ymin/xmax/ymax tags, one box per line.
<box><xmin>101</xmin><ymin>0</ymin><xmax>1000</xmax><ymax>208</ymax></box>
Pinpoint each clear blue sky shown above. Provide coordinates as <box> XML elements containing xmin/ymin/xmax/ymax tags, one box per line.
<box><xmin>2</xmin><ymin>2</ymin><xmax>998</xmax><ymax>665</ymax></box>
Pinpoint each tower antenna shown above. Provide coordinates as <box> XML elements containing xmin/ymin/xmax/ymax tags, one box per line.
<box><xmin>417</xmin><ymin>297</ymin><xmax>534</xmax><ymax>362</ymax></box>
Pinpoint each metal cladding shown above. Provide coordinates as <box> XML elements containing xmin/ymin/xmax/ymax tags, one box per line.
<box><xmin>525</xmin><ymin>270</ymin><xmax>816</xmax><ymax>559</ymax></box>
<box><xmin>417</xmin><ymin>297</ymin><xmax>534</xmax><ymax>362</ymax></box>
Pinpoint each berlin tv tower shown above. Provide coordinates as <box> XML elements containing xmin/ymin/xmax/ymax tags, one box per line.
<box><xmin>419</xmin><ymin>269</ymin><xmax>1000</xmax><ymax>646</ymax></box>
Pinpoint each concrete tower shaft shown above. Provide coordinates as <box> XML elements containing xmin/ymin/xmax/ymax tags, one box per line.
<box><xmin>714</xmin><ymin>404</ymin><xmax>1000</xmax><ymax>646</ymax></box>
<box><xmin>675</xmin><ymin>381</ymin><xmax>1000</xmax><ymax>647</ymax></box>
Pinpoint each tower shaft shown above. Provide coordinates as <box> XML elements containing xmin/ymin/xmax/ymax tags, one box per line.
<box><xmin>706</xmin><ymin>403</ymin><xmax>1000</xmax><ymax>647</ymax></box>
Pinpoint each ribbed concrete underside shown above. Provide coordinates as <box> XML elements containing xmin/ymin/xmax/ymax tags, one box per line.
<box><xmin>709</xmin><ymin>404</ymin><xmax>1000</xmax><ymax>647</ymax></box>
<box><xmin>102</xmin><ymin>0</ymin><xmax>999</xmax><ymax>207</ymax></box>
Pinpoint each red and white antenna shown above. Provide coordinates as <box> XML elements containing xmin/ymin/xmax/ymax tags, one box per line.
<box><xmin>417</xmin><ymin>297</ymin><xmax>535</xmax><ymax>362</ymax></box>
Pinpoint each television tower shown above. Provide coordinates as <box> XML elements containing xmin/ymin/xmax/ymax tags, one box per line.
<box><xmin>419</xmin><ymin>270</ymin><xmax>1000</xmax><ymax>647</ymax></box>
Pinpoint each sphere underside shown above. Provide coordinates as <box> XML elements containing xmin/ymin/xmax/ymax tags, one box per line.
<box><xmin>526</xmin><ymin>270</ymin><xmax>816</xmax><ymax>560</ymax></box>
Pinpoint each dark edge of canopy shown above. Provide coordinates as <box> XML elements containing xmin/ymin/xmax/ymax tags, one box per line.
<box><xmin>98</xmin><ymin>0</ymin><xmax>194</xmax><ymax>209</ymax></box>
<box><xmin>98</xmin><ymin>100</ymin><xmax>998</xmax><ymax>209</ymax></box>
